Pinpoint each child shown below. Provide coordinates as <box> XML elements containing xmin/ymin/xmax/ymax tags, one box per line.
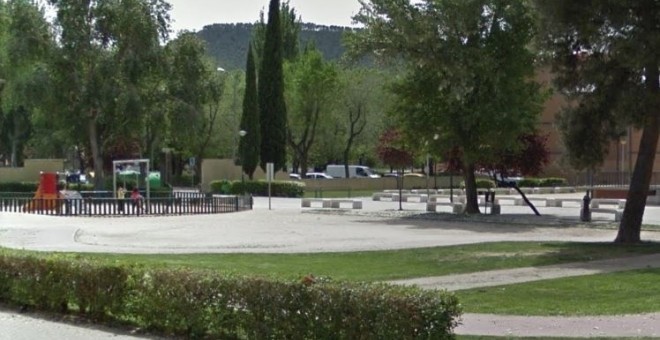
<box><xmin>131</xmin><ymin>188</ymin><xmax>144</xmax><ymax>212</ymax></box>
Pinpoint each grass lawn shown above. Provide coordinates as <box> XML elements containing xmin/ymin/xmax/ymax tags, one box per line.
<box><xmin>456</xmin><ymin>268</ymin><xmax>660</xmax><ymax>316</ymax></box>
<box><xmin>4</xmin><ymin>241</ymin><xmax>660</xmax><ymax>282</ymax></box>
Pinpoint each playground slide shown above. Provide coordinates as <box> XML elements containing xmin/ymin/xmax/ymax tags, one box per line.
<box><xmin>24</xmin><ymin>172</ymin><xmax>60</xmax><ymax>212</ymax></box>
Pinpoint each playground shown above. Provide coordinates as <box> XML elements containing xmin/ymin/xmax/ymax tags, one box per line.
<box><xmin>0</xmin><ymin>170</ymin><xmax>252</xmax><ymax>217</ymax></box>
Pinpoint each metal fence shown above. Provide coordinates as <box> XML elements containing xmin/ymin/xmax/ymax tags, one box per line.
<box><xmin>0</xmin><ymin>195</ymin><xmax>252</xmax><ymax>217</ymax></box>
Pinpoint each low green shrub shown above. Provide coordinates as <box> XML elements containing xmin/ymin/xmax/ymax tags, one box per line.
<box><xmin>0</xmin><ymin>252</ymin><xmax>461</xmax><ymax>339</ymax></box>
<box><xmin>0</xmin><ymin>182</ymin><xmax>38</xmax><ymax>192</ymax></box>
<box><xmin>210</xmin><ymin>180</ymin><xmax>305</xmax><ymax>198</ymax></box>
<box><xmin>476</xmin><ymin>179</ymin><xmax>496</xmax><ymax>189</ymax></box>
<box><xmin>539</xmin><ymin>177</ymin><xmax>568</xmax><ymax>187</ymax></box>
<box><xmin>517</xmin><ymin>178</ymin><xmax>541</xmax><ymax>187</ymax></box>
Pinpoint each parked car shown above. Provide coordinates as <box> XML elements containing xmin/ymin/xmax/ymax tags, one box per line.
<box><xmin>289</xmin><ymin>173</ymin><xmax>302</xmax><ymax>180</ymax></box>
<box><xmin>325</xmin><ymin>164</ymin><xmax>380</xmax><ymax>178</ymax></box>
<box><xmin>305</xmin><ymin>172</ymin><xmax>333</xmax><ymax>179</ymax></box>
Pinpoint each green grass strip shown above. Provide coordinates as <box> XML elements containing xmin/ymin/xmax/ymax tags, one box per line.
<box><xmin>3</xmin><ymin>241</ymin><xmax>660</xmax><ymax>282</ymax></box>
<box><xmin>457</xmin><ymin>268</ymin><xmax>660</xmax><ymax>316</ymax></box>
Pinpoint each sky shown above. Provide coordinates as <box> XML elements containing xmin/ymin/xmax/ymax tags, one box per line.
<box><xmin>167</xmin><ymin>0</ymin><xmax>364</xmax><ymax>33</ymax></box>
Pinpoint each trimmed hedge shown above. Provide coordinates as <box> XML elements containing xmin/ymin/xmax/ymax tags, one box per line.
<box><xmin>517</xmin><ymin>178</ymin><xmax>541</xmax><ymax>188</ymax></box>
<box><xmin>210</xmin><ymin>180</ymin><xmax>305</xmax><ymax>198</ymax></box>
<box><xmin>539</xmin><ymin>177</ymin><xmax>568</xmax><ymax>187</ymax></box>
<box><xmin>0</xmin><ymin>182</ymin><xmax>38</xmax><ymax>192</ymax></box>
<box><xmin>0</xmin><ymin>252</ymin><xmax>461</xmax><ymax>339</ymax></box>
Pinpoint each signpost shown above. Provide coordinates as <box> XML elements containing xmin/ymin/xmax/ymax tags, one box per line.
<box><xmin>266</xmin><ymin>162</ymin><xmax>274</xmax><ymax>210</ymax></box>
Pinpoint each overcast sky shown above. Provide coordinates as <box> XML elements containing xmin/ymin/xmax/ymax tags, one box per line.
<box><xmin>167</xmin><ymin>0</ymin><xmax>364</xmax><ymax>33</ymax></box>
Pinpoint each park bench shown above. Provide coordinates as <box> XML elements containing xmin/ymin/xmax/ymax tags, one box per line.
<box><xmin>590</xmin><ymin>208</ymin><xmax>623</xmax><ymax>221</ymax></box>
<box><xmin>426</xmin><ymin>201</ymin><xmax>464</xmax><ymax>213</ymax></box>
<box><xmin>301</xmin><ymin>198</ymin><xmax>362</xmax><ymax>209</ymax></box>
<box><xmin>590</xmin><ymin>199</ymin><xmax>626</xmax><ymax>209</ymax></box>
<box><xmin>372</xmin><ymin>192</ymin><xmax>396</xmax><ymax>201</ymax></box>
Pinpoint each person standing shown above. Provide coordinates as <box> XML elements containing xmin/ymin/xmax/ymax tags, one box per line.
<box><xmin>117</xmin><ymin>185</ymin><xmax>126</xmax><ymax>213</ymax></box>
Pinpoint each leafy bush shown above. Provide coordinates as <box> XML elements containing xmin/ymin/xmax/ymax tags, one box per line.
<box><xmin>476</xmin><ymin>179</ymin><xmax>496</xmax><ymax>189</ymax></box>
<box><xmin>211</xmin><ymin>180</ymin><xmax>305</xmax><ymax>198</ymax></box>
<box><xmin>460</xmin><ymin>179</ymin><xmax>495</xmax><ymax>189</ymax></box>
<box><xmin>0</xmin><ymin>252</ymin><xmax>462</xmax><ymax>339</ymax></box>
<box><xmin>517</xmin><ymin>178</ymin><xmax>541</xmax><ymax>187</ymax></box>
<box><xmin>539</xmin><ymin>177</ymin><xmax>568</xmax><ymax>187</ymax></box>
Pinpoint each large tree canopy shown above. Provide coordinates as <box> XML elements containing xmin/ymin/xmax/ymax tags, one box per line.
<box><xmin>536</xmin><ymin>0</ymin><xmax>660</xmax><ymax>243</ymax></box>
<box><xmin>48</xmin><ymin>0</ymin><xmax>170</xmax><ymax>188</ymax></box>
<box><xmin>347</xmin><ymin>0</ymin><xmax>546</xmax><ymax>213</ymax></box>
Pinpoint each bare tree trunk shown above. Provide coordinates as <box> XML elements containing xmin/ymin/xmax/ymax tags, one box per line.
<box><xmin>88</xmin><ymin>118</ymin><xmax>104</xmax><ymax>190</ymax></box>
<box><xmin>615</xmin><ymin>65</ymin><xmax>659</xmax><ymax>244</ymax></box>
<box><xmin>10</xmin><ymin>140</ymin><xmax>17</xmax><ymax>167</ymax></box>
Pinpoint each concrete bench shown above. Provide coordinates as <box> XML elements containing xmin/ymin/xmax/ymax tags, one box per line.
<box><xmin>372</xmin><ymin>192</ymin><xmax>395</xmax><ymax>201</ymax></box>
<box><xmin>301</xmin><ymin>198</ymin><xmax>362</xmax><ymax>209</ymax></box>
<box><xmin>590</xmin><ymin>208</ymin><xmax>623</xmax><ymax>221</ymax></box>
<box><xmin>426</xmin><ymin>202</ymin><xmax>464</xmax><ymax>213</ymax></box>
<box><xmin>401</xmin><ymin>194</ymin><xmax>428</xmax><ymax>203</ymax></box>
<box><xmin>591</xmin><ymin>199</ymin><xmax>626</xmax><ymax>209</ymax></box>
<box><xmin>373</xmin><ymin>192</ymin><xmax>428</xmax><ymax>202</ymax></box>
<box><xmin>546</xmin><ymin>198</ymin><xmax>583</xmax><ymax>207</ymax></box>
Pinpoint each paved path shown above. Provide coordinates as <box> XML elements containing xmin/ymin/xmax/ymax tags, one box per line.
<box><xmin>2</xmin><ymin>194</ymin><xmax>660</xmax><ymax>338</ymax></box>
<box><xmin>0</xmin><ymin>307</ymin><xmax>156</xmax><ymax>340</ymax></box>
<box><xmin>391</xmin><ymin>253</ymin><xmax>660</xmax><ymax>291</ymax></box>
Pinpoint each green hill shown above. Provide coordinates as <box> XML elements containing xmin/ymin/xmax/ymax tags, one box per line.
<box><xmin>196</xmin><ymin>23</ymin><xmax>352</xmax><ymax>70</ymax></box>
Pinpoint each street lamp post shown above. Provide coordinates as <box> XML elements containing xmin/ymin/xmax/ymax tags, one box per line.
<box><xmin>620</xmin><ymin>137</ymin><xmax>627</xmax><ymax>186</ymax></box>
<box><xmin>239</xmin><ymin>130</ymin><xmax>247</xmax><ymax>184</ymax></box>
<box><xmin>426</xmin><ymin>134</ymin><xmax>439</xmax><ymax>198</ymax></box>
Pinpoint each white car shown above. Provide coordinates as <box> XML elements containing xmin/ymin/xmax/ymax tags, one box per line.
<box><xmin>305</xmin><ymin>172</ymin><xmax>333</xmax><ymax>179</ymax></box>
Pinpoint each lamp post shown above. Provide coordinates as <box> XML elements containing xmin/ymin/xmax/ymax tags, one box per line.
<box><xmin>620</xmin><ymin>137</ymin><xmax>627</xmax><ymax>186</ymax></box>
<box><xmin>425</xmin><ymin>134</ymin><xmax>439</xmax><ymax>198</ymax></box>
<box><xmin>239</xmin><ymin>130</ymin><xmax>247</xmax><ymax>184</ymax></box>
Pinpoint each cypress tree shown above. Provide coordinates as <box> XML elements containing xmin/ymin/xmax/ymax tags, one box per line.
<box><xmin>239</xmin><ymin>44</ymin><xmax>260</xmax><ymax>179</ymax></box>
<box><xmin>258</xmin><ymin>0</ymin><xmax>287</xmax><ymax>172</ymax></box>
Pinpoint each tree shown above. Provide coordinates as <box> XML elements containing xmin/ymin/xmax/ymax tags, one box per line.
<box><xmin>481</xmin><ymin>132</ymin><xmax>550</xmax><ymax>180</ymax></box>
<box><xmin>258</xmin><ymin>0</ymin><xmax>288</xmax><ymax>172</ymax></box>
<box><xmin>337</xmin><ymin>68</ymin><xmax>386</xmax><ymax>177</ymax></box>
<box><xmin>48</xmin><ymin>0</ymin><xmax>170</xmax><ymax>188</ymax></box>
<box><xmin>536</xmin><ymin>0</ymin><xmax>659</xmax><ymax>243</ymax></box>
<box><xmin>377</xmin><ymin>128</ymin><xmax>414</xmax><ymax>210</ymax></box>
<box><xmin>285</xmin><ymin>45</ymin><xmax>337</xmax><ymax>175</ymax></box>
<box><xmin>164</xmin><ymin>32</ymin><xmax>224</xmax><ymax>179</ymax></box>
<box><xmin>252</xmin><ymin>1</ymin><xmax>300</xmax><ymax>65</ymax></box>
<box><xmin>347</xmin><ymin>0</ymin><xmax>546</xmax><ymax>214</ymax></box>
<box><xmin>0</xmin><ymin>0</ymin><xmax>52</xmax><ymax>167</ymax></box>
<box><xmin>239</xmin><ymin>45</ymin><xmax>260</xmax><ymax>179</ymax></box>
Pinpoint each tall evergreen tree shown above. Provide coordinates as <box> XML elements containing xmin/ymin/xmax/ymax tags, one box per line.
<box><xmin>258</xmin><ymin>0</ymin><xmax>288</xmax><ymax>171</ymax></box>
<box><xmin>239</xmin><ymin>44</ymin><xmax>260</xmax><ymax>179</ymax></box>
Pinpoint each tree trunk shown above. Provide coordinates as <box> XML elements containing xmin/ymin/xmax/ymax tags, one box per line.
<box><xmin>615</xmin><ymin>66</ymin><xmax>659</xmax><ymax>244</ymax></box>
<box><xmin>88</xmin><ymin>119</ymin><xmax>104</xmax><ymax>190</ymax></box>
<box><xmin>10</xmin><ymin>139</ymin><xmax>17</xmax><ymax>168</ymax></box>
<box><xmin>463</xmin><ymin>162</ymin><xmax>480</xmax><ymax>214</ymax></box>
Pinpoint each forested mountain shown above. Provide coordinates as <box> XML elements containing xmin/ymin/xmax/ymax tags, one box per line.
<box><xmin>197</xmin><ymin>23</ymin><xmax>351</xmax><ymax>70</ymax></box>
